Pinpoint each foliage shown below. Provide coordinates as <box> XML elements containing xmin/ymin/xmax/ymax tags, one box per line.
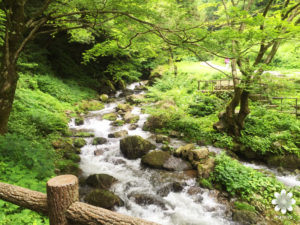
<box><xmin>212</xmin><ymin>154</ymin><xmax>284</xmax><ymax>204</ymax></box>
<box><xmin>240</xmin><ymin>107</ymin><xmax>300</xmax><ymax>156</ymax></box>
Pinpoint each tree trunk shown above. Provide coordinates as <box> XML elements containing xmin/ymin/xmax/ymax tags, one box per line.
<box><xmin>0</xmin><ymin>64</ymin><xmax>18</xmax><ymax>134</ymax></box>
<box><xmin>213</xmin><ymin>58</ymin><xmax>250</xmax><ymax>136</ymax></box>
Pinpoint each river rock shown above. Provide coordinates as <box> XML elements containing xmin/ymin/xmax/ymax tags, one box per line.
<box><xmin>86</xmin><ymin>174</ymin><xmax>117</xmax><ymax>189</ymax></box>
<box><xmin>175</xmin><ymin>144</ymin><xmax>195</xmax><ymax>158</ymax></box>
<box><xmin>188</xmin><ymin>147</ymin><xmax>209</xmax><ymax>161</ymax></box>
<box><xmin>141</xmin><ymin>150</ymin><xmax>171</xmax><ymax>169</ymax></box>
<box><xmin>108</xmin><ymin>130</ymin><xmax>128</xmax><ymax>138</ymax></box>
<box><xmin>124</xmin><ymin>112</ymin><xmax>139</xmax><ymax>123</ymax></box>
<box><xmin>73</xmin><ymin>138</ymin><xmax>86</xmax><ymax>148</ymax></box>
<box><xmin>197</xmin><ymin>158</ymin><xmax>215</xmax><ymax>178</ymax></box>
<box><xmin>157</xmin><ymin>182</ymin><xmax>184</xmax><ymax>197</ymax></box>
<box><xmin>92</xmin><ymin>137</ymin><xmax>108</xmax><ymax>145</ymax></box>
<box><xmin>129</xmin><ymin>193</ymin><xmax>169</xmax><ymax>210</ymax></box>
<box><xmin>126</xmin><ymin>94</ymin><xmax>144</xmax><ymax>104</ymax></box>
<box><xmin>102</xmin><ymin>113</ymin><xmax>117</xmax><ymax>121</ymax></box>
<box><xmin>116</xmin><ymin>103</ymin><xmax>133</xmax><ymax>112</ymax></box>
<box><xmin>232</xmin><ymin>209</ymin><xmax>259</xmax><ymax>225</ymax></box>
<box><xmin>143</xmin><ymin>115</ymin><xmax>166</xmax><ymax>131</ymax></box>
<box><xmin>267</xmin><ymin>154</ymin><xmax>300</xmax><ymax>170</ymax></box>
<box><xmin>129</xmin><ymin>124</ymin><xmax>138</xmax><ymax>130</ymax></box>
<box><xmin>99</xmin><ymin>94</ymin><xmax>109</xmax><ymax>102</ymax></box>
<box><xmin>85</xmin><ymin>189</ymin><xmax>123</xmax><ymax>209</ymax></box>
<box><xmin>111</xmin><ymin>120</ymin><xmax>125</xmax><ymax>126</ymax></box>
<box><xmin>75</xmin><ymin>117</ymin><xmax>84</xmax><ymax>126</ymax></box>
<box><xmin>120</xmin><ymin>136</ymin><xmax>155</xmax><ymax>159</ymax></box>
<box><xmin>187</xmin><ymin>186</ymin><xmax>203</xmax><ymax>195</ymax></box>
<box><xmin>119</xmin><ymin>89</ymin><xmax>134</xmax><ymax>97</ymax></box>
<box><xmin>163</xmin><ymin>155</ymin><xmax>193</xmax><ymax>171</ymax></box>
<box><xmin>156</xmin><ymin>135</ymin><xmax>170</xmax><ymax>143</ymax></box>
<box><xmin>94</xmin><ymin>149</ymin><xmax>105</xmax><ymax>156</ymax></box>
<box><xmin>169</xmin><ymin>130</ymin><xmax>184</xmax><ymax>138</ymax></box>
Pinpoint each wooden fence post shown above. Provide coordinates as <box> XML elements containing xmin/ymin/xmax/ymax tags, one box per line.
<box><xmin>47</xmin><ymin>175</ymin><xmax>79</xmax><ymax>225</ymax></box>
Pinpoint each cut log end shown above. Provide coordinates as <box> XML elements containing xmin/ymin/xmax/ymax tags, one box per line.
<box><xmin>47</xmin><ymin>175</ymin><xmax>78</xmax><ymax>187</ymax></box>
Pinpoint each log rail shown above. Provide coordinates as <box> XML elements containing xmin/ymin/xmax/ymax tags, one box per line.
<box><xmin>0</xmin><ymin>175</ymin><xmax>160</xmax><ymax>225</ymax></box>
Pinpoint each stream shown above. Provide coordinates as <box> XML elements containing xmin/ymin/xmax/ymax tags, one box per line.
<box><xmin>69</xmin><ymin>82</ymin><xmax>299</xmax><ymax>225</ymax></box>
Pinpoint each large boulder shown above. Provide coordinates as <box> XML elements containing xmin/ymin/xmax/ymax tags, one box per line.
<box><xmin>232</xmin><ymin>209</ymin><xmax>260</xmax><ymax>225</ymax></box>
<box><xmin>163</xmin><ymin>155</ymin><xmax>192</xmax><ymax>171</ymax></box>
<box><xmin>108</xmin><ymin>130</ymin><xmax>128</xmax><ymax>138</ymax></box>
<box><xmin>141</xmin><ymin>150</ymin><xmax>171</xmax><ymax>169</ymax></box>
<box><xmin>84</xmin><ymin>189</ymin><xmax>123</xmax><ymax>209</ymax></box>
<box><xmin>85</xmin><ymin>174</ymin><xmax>117</xmax><ymax>189</ymax></box>
<box><xmin>120</xmin><ymin>136</ymin><xmax>155</xmax><ymax>159</ymax></box>
<box><xmin>124</xmin><ymin>112</ymin><xmax>139</xmax><ymax>123</ymax></box>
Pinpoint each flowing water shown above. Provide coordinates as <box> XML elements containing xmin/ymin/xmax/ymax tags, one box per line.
<box><xmin>69</xmin><ymin>82</ymin><xmax>299</xmax><ymax>225</ymax></box>
<box><xmin>69</xmin><ymin>83</ymin><xmax>234</xmax><ymax>225</ymax></box>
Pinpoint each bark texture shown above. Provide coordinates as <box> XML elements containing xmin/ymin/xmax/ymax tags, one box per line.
<box><xmin>47</xmin><ymin>175</ymin><xmax>79</xmax><ymax>225</ymax></box>
<box><xmin>66</xmin><ymin>202</ymin><xmax>160</xmax><ymax>225</ymax></box>
<box><xmin>0</xmin><ymin>182</ymin><xmax>48</xmax><ymax>214</ymax></box>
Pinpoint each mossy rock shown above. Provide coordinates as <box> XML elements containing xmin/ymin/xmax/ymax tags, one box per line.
<box><xmin>124</xmin><ymin>112</ymin><xmax>139</xmax><ymax>123</ymax></box>
<box><xmin>86</xmin><ymin>174</ymin><xmax>117</xmax><ymax>189</ymax></box>
<box><xmin>84</xmin><ymin>189</ymin><xmax>123</xmax><ymax>209</ymax></box>
<box><xmin>75</xmin><ymin>117</ymin><xmax>84</xmax><ymax>126</ymax></box>
<box><xmin>143</xmin><ymin>115</ymin><xmax>167</xmax><ymax>131</ymax></box>
<box><xmin>92</xmin><ymin>137</ymin><xmax>107</xmax><ymax>145</ymax></box>
<box><xmin>141</xmin><ymin>150</ymin><xmax>171</xmax><ymax>169</ymax></box>
<box><xmin>73</xmin><ymin>132</ymin><xmax>94</xmax><ymax>137</ymax></box>
<box><xmin>267</xmin><ymin>154</ymin><xmax>300</xmax><ymax>169</ymax></box>
<box><xmin>103</xmin><ymin>113</ymin><xmax>117</xmax><ymax>121</ymax></box>
<box><xmin>73</xmin><ymin>138</ymin><xmax>86</xmax><ymax>148</ymax></box>
<box><xmin>234</xmin><ymin>201</ymin><xmax>257</xmax><ymax>213</ymax></box>
<box><xmin>198</xmin><ymin>178</ymin><xmax>213</xmax><ymax>189</ymax></box>
<box><xmin>99</xmin><ymin>94</ymin><xmax>109</xmax><ymax>102</ymax></box>
<box><xmin>78</xmin><ymin>100</ymin><xmax>104</xmax><ymax>112</ymax></box>
<box><xmin>117</xmin><ymin>103</ymin><xmax>132</xmax><ymax>112</ymax></box>
<box><xmin>232</xmin><ymin>209</ymin><xmax>259</xmax><ymax>225</ymax></box>
<box><xmin>55</xmin><ymin>160</ymin><xmax>81</xmax><ymax>176</ymax></box>
<box><xmin>120</xmin><ymin>136</ymin><xmax>155</xmax><ymax>159</ymax></box>
<box><xmin>111</xmin><ymin>120</ymin><xmax>125</xmax><ymax>126</ymax></box>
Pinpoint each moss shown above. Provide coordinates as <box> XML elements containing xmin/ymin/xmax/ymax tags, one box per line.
<box><xmin>92</xmin><ymin>137</ymin><xmax>107</xmax><ymax>145</ymax></box>
<box><xmin>84</xmin><ymin>189</ymin><xmax>123</xmax><ymax>209</ymax></box>
<box><xmin>73</xmin><ymin>138</ymin><xmax>86</xmax><ymax>148</ymax></box>
<box><xmin>112</xmin><ymin>120</ymin><xmax>125</xmax><ymax>126</ymax></box>
<box><xmin>99</xmin><ymin>94</ymin><xmax>109</xmax><ymax>102</ymax></box>
<box><xmin>141</xmin><ymin>150</ymin><xmax>171</xmax><ymax>169</ymax></box>
<box><xmin>76</xmin><ymin>100</ymin><xmax>104</xmax><ymax>112</ymax></box>
<box><xmin>73</xmin><ymin>132</ymin><xmax>94</xmax><ymax>137</ymax></box>
<box><xmin>198</xmin><ymin>178</ymin><xmax>213</xmax><ymax>189</ymax></box>
<box><xmin>102</xmin><ymin>113</ymin><xmax>117</xmax><ymax>121</ymax></box>
<box><xmin>234</xmin><ymin>201</ymin><xmax>257</xmax><ymax>213</ymax></box>
<box><xmin>75</xmin><ymin>117</ymin><xmax>84</xmax><ymax>126</ymax></box>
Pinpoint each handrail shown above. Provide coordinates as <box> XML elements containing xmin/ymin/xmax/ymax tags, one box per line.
<box><xmin>0</xmin><ymin>175</ymin><xmax>160</xmax><ymax>225</ymax></box>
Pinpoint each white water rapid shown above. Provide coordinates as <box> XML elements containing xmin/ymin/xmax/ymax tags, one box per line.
<box><xmin>69</xmin><ymin>82</ymin><xmax>235</xmax><ymax>225</ymax></box>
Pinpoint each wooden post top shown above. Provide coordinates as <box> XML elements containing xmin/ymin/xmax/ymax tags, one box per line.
<box><xmin>47</xmin><ymin>175</ymin><xmax>78</xmax><ymax>187</ymax></box>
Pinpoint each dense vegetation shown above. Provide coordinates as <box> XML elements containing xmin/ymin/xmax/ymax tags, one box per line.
<box><xmin>0</xmin><ymin>0</ymin><xmax>299</xmax><ymax>224</ymax></box>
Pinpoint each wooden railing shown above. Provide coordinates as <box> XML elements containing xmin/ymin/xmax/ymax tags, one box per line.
<box><xmin>0</xmin><ymin>175</ymin><xmax>159</xmax><ymax>225</ymax></box>
<box><xmin>270</xmin><ymin>97</ymin><xmax>299</xmax><ymax>118</ymax></box>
